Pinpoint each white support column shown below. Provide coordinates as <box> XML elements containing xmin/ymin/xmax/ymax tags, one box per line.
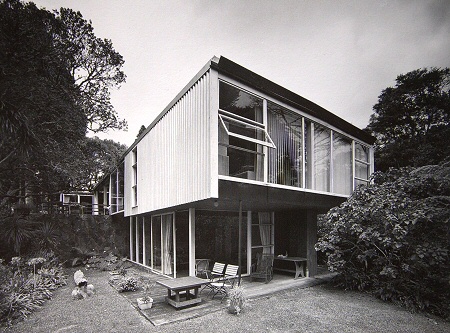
<box><xmin>135</xmin><ymin>218</ymin><xmax>140</xmax><ymax>264</ymax></box>
<box><xmin>263</xmin><ymin>99</ymin><xmax>268</xmax><ymax>183</ymax></box>
<box><xmin>173</xmin><ymin>213</ymin><xmax>177</xmax><ymax>278</ymax></box>
<box><xmin>188</xmin><ymin>208</ymin><xmax>196</xmax><ymax>277</ymax></box>
<box><xmin>302</xmin><ymin>117</ymin><xmax>306</xmax><ymax>188</ymax></box>
<box><xmin>330</xmin><ymin>130</ymin><xmax>334</xmax><ymax>193</ymax></box>
<box><xmin>129</xmin><ymin>217</ymin><xmax>134</xmax><ymax>261</ymax></box>
<box><xmin>142</xmin><ymin>216</ymin><xmax>146</xmax><ymax>266</ymax></box>
<box><xmin>247</xmin><ymin>211</ymin><xmax>252</xmax><ymax>274</ymax></box>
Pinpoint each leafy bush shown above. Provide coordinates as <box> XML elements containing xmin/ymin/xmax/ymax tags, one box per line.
<box><xmin>117</xmin><ymin>276</ymin><xmax>139</xmax><ymax>292</ymax></box>
<box><xmin>0</xmin><ymin>253</ymin><xmax>67</xmax><ymax>327</ymax></box>
<box><xmin>316</xmin><ymin>162</ymin><xmax>449</xmax><ymax>319</ymax></box>
<box><xmin>226</xmin><ymin>285</ymin><xmax>249</xmax><ymax>315</ymax></box>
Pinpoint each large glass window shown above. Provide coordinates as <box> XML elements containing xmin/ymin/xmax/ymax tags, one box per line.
<box><xmin>333</xmin><ymin>133</ymin><xmax>353</xmax><ymax>195</ymax></box>
<box><xmin>132</xmin><ymin>148</ymin><xmax>137</xmax><ymax>207</ymax></box>
<box><xmin>218</xmin><ymin>81</ymin><xmax>372</xmax><ymax>195</ymax></box>
<box><xmin>219</xmin><ymin>81</ymin><xmax>263</xmax><ymax>121</ymax></box>
<box><xmin>218</xmin><ymin>81</ymin><xmax>274</xmax><ymax>181</ymax></box>
<box><xmin>267</xmin><ymin>102</ymin><xmax>303</xmax><ymax>187</ymax></box>
<box><xmin>313</xmin><ymin>124</ymin><xmax>331</xmax><ymax>192</ymax></box>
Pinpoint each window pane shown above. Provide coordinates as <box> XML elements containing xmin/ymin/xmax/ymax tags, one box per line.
<box><xmin>221</xmin><ymin>144</ymin><xmax>263</xmax><ymax>181</ymax></box>
<box><xmin>152</xmin><ymin>216</ymin><xmax>162</xmax><ymax>272</ymax></box>
<box><xmin>218</xmin><ymin>117</ymin><xmax>264</xmax><ymax>181</ymax></box>
<box><xmin>355</xmin><ymin>143</ymin><xmax>369</xmax><ymax>162</ymax></box>
<box><xmin>267</xmin><ymin>102</ymin><xmax>303</xmax><ymax>187</ymax></box>
<box><xmin>333</xmin><ymin>133</ymin><xmax>352</xmax><ymax>195</ymax></box>
<box><xmin>219</xmin><ymin>81</ymin><xmax>263</xmax><ymax>122</ymax></box>
<box><xmin>356</xmin><ymin>162</ymin><xmax>369</xmax><ymax>180</ymax></box>
<box><xmin>314</xmin><ymin>124</ymin><xmax>331</xmax><ymax>192</ymax></box>
<box><xmin>355</xmin><ymin>178</ymin><xmax>369</xmax><ymax>187</ymax></box>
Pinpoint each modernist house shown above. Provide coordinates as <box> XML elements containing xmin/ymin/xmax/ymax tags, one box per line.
<box><xmin>93</xmin><ymin>56</ymin><xmax>375</xmax><ymax>279</ymax></box>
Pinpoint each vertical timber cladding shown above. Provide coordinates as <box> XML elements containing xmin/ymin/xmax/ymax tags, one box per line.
<box><xmin>129</xmin><ymin>71</ymin><xmax>212</xmax><ymax>214</ymax></box>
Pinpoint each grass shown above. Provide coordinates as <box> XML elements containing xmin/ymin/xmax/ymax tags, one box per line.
<box><xmin>2</xmin><ymin>269</ymin><xmax>449</xmax><ymax>333</ymax></box>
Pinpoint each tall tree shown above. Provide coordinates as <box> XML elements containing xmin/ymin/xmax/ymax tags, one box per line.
<box><xmin>0</xmin><ymin>0</ymin><xmax>127</xmax><ymax>210</ymax></box>
<box><xmin>366</xmin><ymin>67</ymin><xmax>450</xmax><ymax>171</ymax></box>
<box><xmin>62</xmin><ymin>137</ymin><xmax>127</xmax><ymax>191</ymax></box>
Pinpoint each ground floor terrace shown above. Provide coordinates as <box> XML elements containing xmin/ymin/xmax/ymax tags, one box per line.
<box><xmin>127</xmin><ymin>180</ymin><xmax>346</xmax><ymax>280</ymax></box>
<box><xmin>115</xmin><ymin>263</ymin><xmax>334</xmax><ymax>326</ymax></box>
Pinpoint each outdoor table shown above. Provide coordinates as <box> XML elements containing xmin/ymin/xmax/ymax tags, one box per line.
<box><xmin>274</xmin><ymin>256</ymin><xmax>307</xmax><ymax>279</ymax></box>
<box><xmin>156</xmin><ymin>276</ymin><xmax>207</xmax><ymax>309</ymax></box>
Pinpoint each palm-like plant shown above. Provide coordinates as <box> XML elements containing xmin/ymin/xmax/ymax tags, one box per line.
<box><xmin>36</xmin><ymin>221</ymin><xmax>60</xmax><ymax>251</ymax></box>
<box><xmin>2</xmin><ymin>216</ymin><xmax>36</xmax><ymax>255</ymax></box>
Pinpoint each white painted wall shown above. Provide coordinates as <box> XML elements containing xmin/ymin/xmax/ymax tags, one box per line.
<box><xmin>124</xmin><ymin>69</ymin><xmax>219</xmax><ymax>216</ymax></box>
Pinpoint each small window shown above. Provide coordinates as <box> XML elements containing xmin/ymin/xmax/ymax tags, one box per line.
<box><xmin>354</xmin><ymin>143</ymin><xmax>370</xmax><ymax>187</ymax></box>
<box><xmin>132</xmin><ymin>148</ymin><xmax>138</xmax><ymax>207</ymax></box>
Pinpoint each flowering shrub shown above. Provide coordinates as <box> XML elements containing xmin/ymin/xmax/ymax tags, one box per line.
<box><xmin>316</xmin><ymin>163</ymin><xmax>450</xmax><ymax>319</ymax></box>
<box><xmin>0</xmin><ymin>253</ymin><xmax>67</xmax><ymax>327</ymax></box>
<box><xmin>117</xmin><ymin>276</ymin><xmax>139</xmax><ymax>292</ymax></box>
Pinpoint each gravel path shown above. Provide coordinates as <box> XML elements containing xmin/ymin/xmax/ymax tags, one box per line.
<box><xmin>2</xmin><ymin>269</ymin><xmax>448</xmax><ymax>333</ymax></box>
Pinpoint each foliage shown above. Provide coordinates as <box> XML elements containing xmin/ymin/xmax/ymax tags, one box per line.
<box><xmin>116</xmin><ymin>276</ymin><xmax>139</xmax><ymax>293</ymax></box>
<box><xmin>0</xmin><ymin>0</ymin><xmax>127</xmax><ymax>214</ymax></box>
<box><xmin>366</xmin><ymin>67</ymin><xmax>450</xmax><ymax>171</ymax></box>
<box><xmin>84</xmin><ymin>252</ymin><xmax>126</xmax><ymax>272</ymax></box>
<box><xmin>0</xmin><ymin>253</ymin><xmax>67</xmax><ymax>326</ymax></box>
<box><xmin>61</xmin><ymin>136</ymin><xmax>127</xmax><ymax>191</ymax></box>
<box><xmin>140</xmin><ymin>282</ymin><xmax>155</xmax><ymax>303</ymax></box>
<box><xmin>226</xmin><ymin>285</ymin><xmax>249</xmax><ymax>315</ymax></box>
<box><xmin>0</xmin><ymin>213</ymin><xmax>129</xmax><ymax>264</ymax></box>
<box><xmin>316</xmin><ymin>162</ymin><xmax>450</xmax><ymax>318</ymax></box>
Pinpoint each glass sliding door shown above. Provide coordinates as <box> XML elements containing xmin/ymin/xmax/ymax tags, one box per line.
<box><xmin>152</xmin><ymin>215</ymin><xmax>162</xmax><ymax>272</ymax></box>
<box><xmin>151</xmin><ymin>213</ymin><xmax>174</xmax><ymax>277</ymax></box>
<box><xmin>161</xmin><ymin>214</ymin><xmax>174</xmax><ymax>276</ymax></box>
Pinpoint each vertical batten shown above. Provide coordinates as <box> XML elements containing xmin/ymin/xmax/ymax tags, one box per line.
<box><xmin>123</xmin><ymin>71</ymin><xmax>213</xmax><ymax>215</ymax></box>
<box><xmin>209</xmin><ymin>69</ymin><xmax>219</xmax><ymax>197</ymax></box>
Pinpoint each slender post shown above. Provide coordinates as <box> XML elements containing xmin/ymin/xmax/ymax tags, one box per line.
<box><xmin>238</xmin><ymin>200</ymin><xmax>242</xmax><ymax>285</ymax></box>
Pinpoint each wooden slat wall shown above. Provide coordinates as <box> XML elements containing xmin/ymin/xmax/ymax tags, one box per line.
<box><xmin>124</xmin><ymin>70</ymin><xmax>215</xmax><ymax>216</ymax></box>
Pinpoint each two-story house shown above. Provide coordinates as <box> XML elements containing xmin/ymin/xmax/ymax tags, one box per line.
<box><xmin>93</xmin><ymin>56</ymin><xmax>375</xmax><ymax>279</ymax></box>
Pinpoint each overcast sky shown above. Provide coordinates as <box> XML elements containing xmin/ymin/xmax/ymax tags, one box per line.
<box><xmin>34</xmin><ymin>0</ymin><xmax>450</xmax><ymax>147</ymax></box>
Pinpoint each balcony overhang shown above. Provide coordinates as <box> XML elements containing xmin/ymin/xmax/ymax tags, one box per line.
<box><xmin>215</xmin><ymin>180</ymin><xmax>346</xmax><ymax>213</ymax></box>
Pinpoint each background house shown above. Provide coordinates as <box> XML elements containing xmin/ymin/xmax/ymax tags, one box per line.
<box><xmin>94</xmin><ymin>56</ymin><xmax>375</xmax><ymax>279</ymax></box>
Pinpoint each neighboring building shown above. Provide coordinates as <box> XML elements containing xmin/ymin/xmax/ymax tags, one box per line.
<box><xmin>93</xmin><ymin>56</ymin><xmax>375</xmax><ymax>279</ymax></box>
<box><xmin>58</xmin><ymin>191</ymin><xmax>95</xmax><ymax>214</ymax></box>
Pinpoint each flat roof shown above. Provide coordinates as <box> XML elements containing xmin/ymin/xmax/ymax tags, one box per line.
<box><xmin>213</xmin><ymin>56</ymin><xmax>375</xmax><ymax>144</ymax></box>
<box><xmin>100</xmin><ymin>55</ymin><xmax>375</xmax><ymax>188</ymax></box>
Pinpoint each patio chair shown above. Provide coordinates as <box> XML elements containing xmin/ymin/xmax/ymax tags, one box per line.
<box><xmin>195</xmin><ymin>259</ymin><xmax>210</xmax><ymax>278</ymax></box>
<box><xmin>209</xmin><ymin>264</ymin><xmax>240</xmax><ymax>302</ymax></box>
<box><xmin>250</xmin><ymin>253</ymin><xmax>274</xmax><ymax>283</ymax></box>
<box><xmin>201</xmin><ymin>262</ymin><xmax>226</xmax><ymax>293</ymax></box>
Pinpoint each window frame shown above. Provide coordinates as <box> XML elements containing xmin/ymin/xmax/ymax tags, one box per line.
<box><xmin>219</xmin><ymin>109</ymin><xmax>276</xmax><ymax>149</ymax></box>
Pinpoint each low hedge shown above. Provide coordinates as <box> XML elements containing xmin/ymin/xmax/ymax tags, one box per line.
<box><xmin>316</xmin><ymin>162</ymin><xmax>449</xmax><ymax>319</ymax></box>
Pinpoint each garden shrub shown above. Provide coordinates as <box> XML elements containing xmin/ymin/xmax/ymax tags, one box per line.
<box><xmin>0</xmin><ymin>253</ymin><xmax>67</xmax><ymax>327</ymax></box>
<box><xmin>316</xmin><ymin>162</ymin><xmax>449</xmax><ymax>319</ymax></box>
